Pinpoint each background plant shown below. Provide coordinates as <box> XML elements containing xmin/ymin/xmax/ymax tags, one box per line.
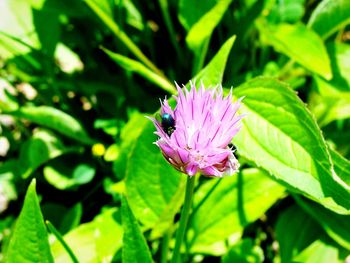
<box><xmin>0</xmin><ymin>0</ymin><xmax>350</xmax><ymax>262</ymax></box>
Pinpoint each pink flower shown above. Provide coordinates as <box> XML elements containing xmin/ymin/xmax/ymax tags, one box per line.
<box><xmin>149</xmin><ymin>82</ymin><xmax>243</xmax><ymax>177</ymax></box>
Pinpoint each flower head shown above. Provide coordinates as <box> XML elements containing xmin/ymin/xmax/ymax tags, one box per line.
<box><xmin>149</xmin><ymin>82</ymin><xmax>243</xmax><ymax>177</ymax></box>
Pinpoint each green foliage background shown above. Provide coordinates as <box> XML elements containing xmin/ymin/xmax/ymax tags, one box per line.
<box><xmin>0</xmin><ymin>0</ymin><xmax>350</xmax><ymax>262</ymax></box>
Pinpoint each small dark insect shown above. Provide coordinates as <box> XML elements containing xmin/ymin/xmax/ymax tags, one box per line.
<box><xmin>161</xmin><ymin>113</ymin><xmax>176</xmax><ymax>136</ymax></box>
<box><xmin>228</xmin><ymin>143</ymin><xmax>237</xmax><ymax>152</ymax></box>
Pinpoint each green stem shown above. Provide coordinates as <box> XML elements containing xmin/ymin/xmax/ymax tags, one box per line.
<box><xmin>46</xmin><ymin>221</ymin><xmax>79</xmax><ymax>263</ymax></box>
<box><xmin>171</xmin><ymin>176</ymin><xmax>196</xmax><ymax>263</ymax></box>
<box><xmin>158</xmin><ymin>0</ymin><xmax>183</xmax><ymax>63</ymax></box>
<box><xmin>161</xmin><ymin>230</ymin><xmax>171</xmax><ymax>263</ymax></box>
<box><xmin>84</xmin><ymin>0</ymin><xmax>165</xmax><ymax>78</ymax></box>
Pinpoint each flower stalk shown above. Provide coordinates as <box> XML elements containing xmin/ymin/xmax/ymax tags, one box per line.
<box><xmin>171</xmin><ymin>176</ymin><xmax>196</xmax><ymax>263</ymax></box>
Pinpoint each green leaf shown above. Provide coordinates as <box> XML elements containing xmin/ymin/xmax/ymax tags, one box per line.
<box><xmin>125</xmin><ymin>121</ymin><xmax>186</xmax><ymax>233</ymax></box>
<box><xmin>309</xmin><ymin>77</ymin><xmax>350</xmax><ymax>127</ymax></box>
<box><xmin>259</xmin><ymin>22</ymin><xmax>332</xmax><ymax>80</ymax></box>
<box><xmin>293</xmin><ymin>239</ymin><xmax>340</xmax><ymax>263</ymax></box>
<box><xmin>330</xmin><ymin>149</ymin><xmax>350</xmax><ymax>188</ymax></box>
<box><xmin>44</xmin><ymin>160</ymin><xmax>96</xmax><ymax>190</ymax></box>
<box><xmin>295</xmin><ymin>196</ymin><xmax>350</xmax><ymax>250</ymax></box>
<box><xmin>267</xmin><ymin>0</ymin><xmax>305</xmax><ymax>24</ymax></box>
<box><xmin>121</xmin><ymin>197</ymin><xmax>153</xmax><ymax>263</ymax></box>
<box><xmin>114</xmin><ymin>112</ymin><xmax>148</xmax><ymax>180</ymax></box>
<box><xmin>192</xmin><ymin>35</ymin><xmax>236</xmax><ymax>87</ymax></box>
<box><xmin>276</xmin><ymin>204</ymin><xmax>321</xmax><ymax>262</ymax></box>
<box><xmin>19</xmin><ymin>129</ymin><xmax>75</xmax><ymax>178</ymax></box>
<box><xmin>0</xmin><ymin>0</ymin><xmax>40</xmax><ymax>59</ymax></box>
<box><xmin>103</xmin><ymin>48</ymin><xmax>176</xmax><ymax>94</ymax></box>
<box><xmin>308</xmin><ymin>43</ymin><xmax>350</xmax><ymax>126</ymax></box>
<box><xmin>233</xmin><ymin>77</ymin><xmax>350</xmax><ymax>214</ymax></box>
<box><xmin>327</xmin><ymin>42</ymin><xmax>350</xmax><ymax>91</ymax></box>
<box><xmin>308</xmin><ymin>0</ymin><xmax>350</xmax><ymax>39</ymax></box>
<box><xmin>84</xmin><ymin>0</ymin><xmax>161</xmax><ymax>75</ymax></box>
<box><xmin>51</xmin><ymin>208</ymin><xmax>122</xmax><ymax>263</ymax></box>
<box><xmin>186</xmin><ymin>0</ymin><xmax>233</xmax><ymax>73</ymax></box>
<box><xmin>188</xmin><ymin>168</ymin><xmax>285</xmax><ymax>255</ymax></box>
<box><xmin>221</xmin><ymin>238</ymin><xmax>264</xmax><ymax>263</ymax></box>
<box><xmin>178</xmin><ymin>0</ymin><xmax>216</xmax><ymax>31</ymax></box>
<box><xmin>10</xmin><ymin>106</ymin><xmax>94</xmax><ymax>144</ymax></box>
<box><xmin>5</xmin><ymin>179</ymin><xmax>54</xmax><ymax>263</ymax></box>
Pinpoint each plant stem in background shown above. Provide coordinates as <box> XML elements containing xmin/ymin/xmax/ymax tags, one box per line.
<box><xmin>161</xmin><ymin>230</ymin><xmax>171</xmax><ymax>263</ymax></box>
<box><xmin>171</xmin><ymin>176</ymin><xmax>196</xmax><ymax>263</ymax></box>
<box><xmin>84</xmin><ymin>0</ymin><xmax>166</xmax><ymax>79</ymax></box>
<box><xmin>46</xmin><ymin>221</ymin><xmax>79</xmax><ymax>263</ymax></box>
<box><xmin>158</xmin><ymin>0</ymin><xmax>183</xmax><ymax>64</ymax></box>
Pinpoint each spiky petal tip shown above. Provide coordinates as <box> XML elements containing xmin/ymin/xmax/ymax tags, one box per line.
<box><xmin>149</xmin><ymin>82</ymin><xmax>244</xmax><ymax>177</ymax></box>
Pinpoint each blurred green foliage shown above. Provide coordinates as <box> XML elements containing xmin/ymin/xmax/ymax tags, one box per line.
<box><xmin>0</xmin><ymin>0</ymin><xmax>350</xmax><ymax>262</ymax></box>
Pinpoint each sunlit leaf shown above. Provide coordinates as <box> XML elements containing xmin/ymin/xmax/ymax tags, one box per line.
<box><xmin>19</xmin><ymin>129</ymin><xmax>76</xmax><ymax>178</ymax></box>
<box><xmin>178</xmin><ymin>0</ymin><xmax>216</xmax><ymax>31</ymax></box>
<box><xmin>188</xmin><ymin>168</ymin><xmax>285</xmax><ymax>255</ymax></box>
<box><xmin>308</xmin><ymin>0</ymin><xmax>350</xmax><ymax>39</ymax></box>
<box><xmin>125</xmin><ymin>121</ymin><xmax>186</xmax><ymax>233</ymax></box>
<box><xmin>103</xmin><ymin>48</ymin><xmax>176</xmax><ymax>94</ymax></box>
<box><xmin>10</xmin><ymin>106</ymin><xmax>94</xmax><ymax>145</ymax></box>
<box><xmin>294</xmin><ymin>239</ymin><xmax>340</xmax><ymax>263</ymax></box>
<box><xmin>5</xmin><ymin>180</ymin><xmax>54</xmax><ymax>263</ymax></box>
<box><xmin>222</xmin><ymin>238</ymin><xmax>264</xmax><ymax>263</ymax></box>
<box><xmin>192</xmin><ymin>35</ymin><xmax>236</xmax><ymax>87</ymax></box>
<box><xmin>121</xmin><ymin>197</ymin><xmax>153</xmax><ymax>263</ymax></box>
<box><xmin>259</xmin><ymin>22</ymin><xmax>332</xmax><ymax>80</ymax></box>
<box><xmin>186</xmin><ymin>0</ymin><xmax>233</xmax><ymax>73</ymax></box>
<box><xmin>43</xmin><ymin>160</ymin><xmax>96</xmax><ymax>190</ymax></box>
<box><xmin>51</xmin><ymin>208</ymin><xmax>122</xmax><ymax>263</ymax></box>
<box><xmin>233</xmin><ymin>77</ymin><xmax>350</xmax><ymax>214</ymax></box>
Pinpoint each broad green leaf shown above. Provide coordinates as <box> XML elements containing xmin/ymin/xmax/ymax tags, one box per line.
<box><xmin>276</xmin><ymin>204</ymin><xmax>321</xmax><ymax>262</ymax></box>
<box><xmin>178</xmin><ymin>0</ymin><xmax>216</xmax><ymax>31</ymax></box>
<box><xmin>51</xmin><ymin>208</ymin><xmax>122</xmax><ymax>263</ymax></box>
<box><xmin>233</xmin><ymin>77</ymin><xmax>350</xmax><ymax>214</ymax></box>
<box><xmin>259</xmin><ymin>22</ymin><xmax>332</xmax><ymax>80</ymax></box>
<box><xmin>44</xmin><ymin>160</ymin><xmax>96</xmax><ymax>190</ymax></box>
<box><xmin>122</xmin><ymin>0</ymin><xmax>144</xmax><ymax>31</ymax></box>
<box><xmin>330</xmin><ymin>149</ymin><xmax>350</xmax><ymax>188</ymax></box>
<box><xmin>293</xmin><ymin>239</ymin><xmax>340</xmax><ymax>263</ymax></box>
<box><xmin>188</xmin><ymin>168</ymin><xmax>285</xmax><ymax>255</ymax></box>
<box><xmin>295</xmin><ymin>196</ymin><xmax>350</xmax><ymax>250</ymax></box>
<box><xmin>103</xmin><ymin>48</ymin><xmax>176</xmax><ymax>94</ymax></box>
<box><xmin>327</xmin><ymin>42</ymin><xmax>350</xmax><ymax>91</ymax></box>
<box><xmin>309</xmin><ymin>43</ymin><xmax>350</xmax><ymax>126</ymax></box>
<box><xmin>0</xmin><ymin>0</ymin><xmax>60</xmax><ymax>59</ymax></box>
<box><xmin>186</xmin><ymin>0</ymin><xmax>233</xmax><ymax>73</ymax></box>
<box><xmin>114</xmin><ymin>112</ymin><xmax>148</xmax><ymax>180</ymax></box>
<box><xmin>10</xmin><ymin>106</ymin><xmax>94</xmax><ymax>144</ymax></box>
<box><xmin>5</xmin><ymin>180</ymin><xmax>54</xmax><ymax>263</ymax></box>
<box><xmin>309</xmin><ymin>77</ymin><xmax>350</xmax><ymax>127</ymax></box>
<box><xmin>125</xmin><ymin>121</ymin><xmax>186</xmax><ymax>232</ymax></box>
<box><xmin>192</xmin><ymin>35</ymin><xmax>236</xmax><ymax>87</ymax></box>
<box><xmin>268</xmin><ymin>0</ymin><xmax>305</xmax><ymax>24</ymax></box>
<box><xmin>121</xmin><ymin>197</ymin><xmax>153</xmax><ymax>263</ymax></box>
<box><xmin>0</xmin><ymin>0</ymin><xmax>40</xmax><ymax>59</ymax></box>
<box><xmin>18</xmin><ymin>129</ymin><xmax>75</xmax><ymax>178</ymax></box>
<box><xmin>221</xmin><ymin>238</ymin><xmax>264</xmax><ymax>263</ymax></box>
<box><xmin>308</xmin><ymin>0</ymin><xmax>350</xmax><ymax>39</ymax></box>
